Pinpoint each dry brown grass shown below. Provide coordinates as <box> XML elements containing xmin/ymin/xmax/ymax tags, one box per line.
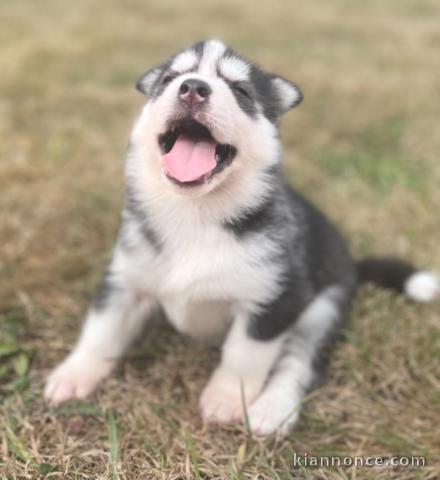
<box><xmin>1</xmin><ymin>0</ymin><xmax>439</xmax><ymax>478</ymax></box>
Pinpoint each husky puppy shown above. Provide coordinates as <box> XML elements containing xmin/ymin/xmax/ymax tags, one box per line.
<box><xmin>45</xmin><ymin>40</ymin><xmax>439</xmax><ymax>436</ymax></box>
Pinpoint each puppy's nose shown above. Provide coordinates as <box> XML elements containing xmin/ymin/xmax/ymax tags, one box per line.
<box><xmin>179</xmin><ymin>79</ymin><xmax>211</xmax><ymax>107</ymax></box>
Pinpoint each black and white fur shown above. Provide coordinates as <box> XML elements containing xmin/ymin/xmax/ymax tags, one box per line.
<box><xmin>45</xmin><ymin>40</ymin><xmax>439</xmax><ymax>436</ymax></box>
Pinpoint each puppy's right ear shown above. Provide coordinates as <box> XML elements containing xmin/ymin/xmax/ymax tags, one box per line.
<box><xmin>136</xmin><ymin>67</ymin><xmax>162</xmax><ymax>96</ymax></box>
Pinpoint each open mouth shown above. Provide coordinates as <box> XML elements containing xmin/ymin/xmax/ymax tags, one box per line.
<box><xmin>158</xmin><ymin>119</ymin><xmax>237</xmax><ymax>187</ymax></box>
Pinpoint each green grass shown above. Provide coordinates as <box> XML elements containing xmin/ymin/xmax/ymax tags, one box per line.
<box><xmin>315</xmin><ymin>117</ymin><xmax>426</xmax><ymax>192</ymax></box>
<box><xmin>1</xmin><ymin>0</ymin><xmax>439</xmax><ymax>478</ymax></box>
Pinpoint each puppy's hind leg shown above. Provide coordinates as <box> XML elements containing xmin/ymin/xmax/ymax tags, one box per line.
<box><xmin>45</xmin><ymin>248</ymin><xmax>157</xmax><ymax>405</ymax></box>
<box><xmin>247</xmin><ymin>286</ymin><xmax>350</xmax><ymax>436</ymax></box>
<box><xmin>200</xmin><ymin>270</ymin><xmax>315</xmax><ymax>426</ymax></box>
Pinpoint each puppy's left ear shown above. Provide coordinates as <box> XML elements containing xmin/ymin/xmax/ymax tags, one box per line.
<box><xmin>136</xmin><ymin>67</ymin><xmax>162</xmax><ymax>96</ymax></box>
<box><xmin>271</xmin><ymin>76</ymin><xmax>303</xmax><ymax>115</ymax></box>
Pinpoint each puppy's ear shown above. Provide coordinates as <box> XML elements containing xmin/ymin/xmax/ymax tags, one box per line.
<box><xmin>271</xmin><ymin>76</ymin><xmax>303</xmax><ymax>115</ymax></box>
<box><xmin>136</xmin><ymin>67</ymin><xmax>162</xmax><ymax>96</ymax></box>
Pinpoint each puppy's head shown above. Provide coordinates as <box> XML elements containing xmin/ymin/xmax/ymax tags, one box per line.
<box><xmin>134</xmin><ymin>39</ymin><xmax>302</xmax><ymax>196</ymax></box>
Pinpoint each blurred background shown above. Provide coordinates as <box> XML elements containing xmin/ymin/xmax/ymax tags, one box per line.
<box><xmin>1</xmin><ymin>1</ymin><xmax>439</xmax><ymax>478</ymax></box>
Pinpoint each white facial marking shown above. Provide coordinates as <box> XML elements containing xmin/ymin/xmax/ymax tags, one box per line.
<box><xmin>218</xmin><ymin>56</ymin><xmax>250</xmax><ymax>82</ymax></box>
<box><xmin>198</xmin><ymin>39</ymin><xmax>227</xmax><ymax>74</ymax></box>
<box><xmin>171</xmin><ymin>50</ymin><xmax>198</xmax><ymax>72</ymax></box>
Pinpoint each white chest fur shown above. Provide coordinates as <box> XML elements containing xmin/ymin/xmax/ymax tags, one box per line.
<box><xmin>116</xmin><ymin>210</ymin><xmax>280</xmax><ymax>338</ymax></box>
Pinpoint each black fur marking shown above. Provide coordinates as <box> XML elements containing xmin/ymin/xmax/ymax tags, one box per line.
<box><xmin>218</xmin><ymin>49</ymin><xmax>257</xmax><ymax>117</ymax></box>
<box><xmin>243</xmin><ymin>179</ymin><xmax>357</xmax><ymax>341</ymax></box>
<box><xmin>248</xmin><ymin>267</ymin><xmax>313</xmax><ymax>340</ymax></box>
<box><xmin>289</xmin><ymin>189</ymin><xmax>357</xmax><ymax>293</ymax></box>
<box><xmin>124</xmin><ymin>185</ymin><xmax>162</xmax><ymax>251</ymax></box>
<box><xmin>357</xmin><ymin>257</ymin><xmax>416</xmax><ymax>293</ymax></box>
<box><xmin>222</xmin><ymin>76</ymin><xmax>258</xmax><ymax>117</ymax></box>
<box><xmin>250</xmin><ymin>67</ymin><xmax>282</xmax><ymax>122</ymax></box>
<box><xmin>192</xmin><ymin>40</ymin><xmax>206</xmax><ymax>60</ymax></box>
<box><xmin>219</xmin><ymin>48</ymin><xmax>303</xmax><ymax>121</ymax></box>
<box><xmin>223</xmin><ymin>196</ymin><xmax>276</xmax><ymax>237</ymax></box>
<box><xmin>222</xmin><ymin>166</ymin><xmax>283</xmax><ymax>237</ymax></box>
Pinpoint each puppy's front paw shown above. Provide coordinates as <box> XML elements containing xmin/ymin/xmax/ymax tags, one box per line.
<box><xmin>247</xmin><ymin>389</ymin><xmax>300</xmax><ymax>436</ymax></box>
<box><xmin>44</xmin><ymin>351</ymin><xmax>114</xmax><ymax>405</ymax></box>
<box><xmin>199</xmin><ymin>368</ymin><xmax>260</xmax><ymax>425</ymax></box>
<box><xmin>199</xmin><ymin>370</ymin><xmax>244</xmax><ymax>424</ymax></box>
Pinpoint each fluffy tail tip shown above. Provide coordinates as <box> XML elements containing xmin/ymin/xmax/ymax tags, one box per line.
<box><xmin>404</xmin><ymin>271</ymin><xmax>439</xmax><ymax>303</ymax></box>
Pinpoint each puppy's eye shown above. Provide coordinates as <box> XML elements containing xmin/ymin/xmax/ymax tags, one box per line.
<box><xmin>233</xmin><ymin>83</ymin><xmax>252</xmax><ymax>99</ymax></box>
<box><xmin>161</xmin><ymin>73</ymin><xmax>176</xmax><ymax>85</ymax></box>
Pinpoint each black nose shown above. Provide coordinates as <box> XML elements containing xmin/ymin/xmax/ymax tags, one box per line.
<box><xmin>179</xmin><ymin>79</ymin><xmax>211</xmax><ymax>106</ymax></box>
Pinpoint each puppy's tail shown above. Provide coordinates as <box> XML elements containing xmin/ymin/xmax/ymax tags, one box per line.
<box><xmin>357</xmin><ymin>257</ymin><xmax>439</xmax><ymax>303</ymax></box>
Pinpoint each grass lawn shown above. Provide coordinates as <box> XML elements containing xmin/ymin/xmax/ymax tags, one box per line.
<box><xmin>1</xmin><ymin>0</ymin><xmax>439</xmax><ymax>478</ymax></box>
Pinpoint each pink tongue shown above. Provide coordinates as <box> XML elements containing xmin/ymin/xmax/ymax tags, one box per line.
<box><xmin>164</xmin><ymin>135</ymin><xmax>217</xmax><ymax>182</ymax></box>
